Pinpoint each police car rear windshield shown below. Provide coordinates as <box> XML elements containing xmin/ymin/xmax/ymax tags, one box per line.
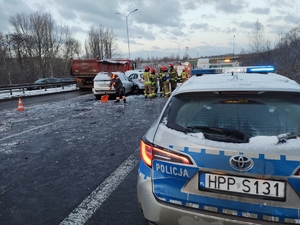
<box><xmin>161</xmin><ymin>92</ymin><xmax>300</xmax><ymax>143</ymax></box>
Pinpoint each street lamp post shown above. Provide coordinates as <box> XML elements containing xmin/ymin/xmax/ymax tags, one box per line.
<box><xmin>233</xmin><ymin>35</ymin><xmax>235</xmax><ymax>56</ymax></box>
<box><xmin>115</xmin><ymin>9</ymin><xmax>138</xmax><ymax>60</ymax></box>
<box><xmin>173</xmin><ymin>40</ymin><xmax>184</xmax><ymax>60</ymax></box>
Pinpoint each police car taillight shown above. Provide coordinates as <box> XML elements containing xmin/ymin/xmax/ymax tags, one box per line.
<box><xmin>140</xmin><ymin>140</ymin><xmax>192</xmax><ymax>167</ymax></box>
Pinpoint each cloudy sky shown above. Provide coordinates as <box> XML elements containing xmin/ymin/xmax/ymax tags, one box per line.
<box><xmin>0</xmin><ymin>0</ymin><xmax>299</xmax><ymax>59</ymax></box>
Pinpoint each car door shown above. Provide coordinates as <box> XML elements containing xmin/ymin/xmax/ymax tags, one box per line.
<box><xmin>128</xmin><ymin>73</ymin><xmax>139</xmax><ymax>86</ymax></box>
<box><xmin>119</xmin><ymin>73</ymin><xmax>133</xmax><ymax>94</ymax></box>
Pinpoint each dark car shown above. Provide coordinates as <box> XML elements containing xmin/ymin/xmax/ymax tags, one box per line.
<box><xmin>58</xmin><ymin>77</ymin><xmax>76</xmax><ymax>83</ymax></box>
<box><xmin>27</xmin><ymin>78</ymin><xmax>62</xmax><ymax>90</ymax></box>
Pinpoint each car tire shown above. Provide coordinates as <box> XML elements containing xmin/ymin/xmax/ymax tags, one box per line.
<box><xmin>133</xmin><ymin>85</ymin><xmax>140</xmax><ymax>94</ymax></box>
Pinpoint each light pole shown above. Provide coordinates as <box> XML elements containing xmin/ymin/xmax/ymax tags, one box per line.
<box><xmin>115</xmin><ymin>9</ymin><xmax>138</xmax><ymax>60</ymax></box>
<box><xmin>173</xmin><ymin>40</ymin><xmax>184</xmax><ymax>60</ymax></box>
<box><xmin>233</xmin><ymin>35</ymin><xmax>235</xmax><ymax>56</ymax></box>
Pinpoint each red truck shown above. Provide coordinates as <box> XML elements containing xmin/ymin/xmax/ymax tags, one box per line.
<box><xmin>70</xmin><ymin>57</ymin><xmax>134</xmax><ymax>90</ymax></box>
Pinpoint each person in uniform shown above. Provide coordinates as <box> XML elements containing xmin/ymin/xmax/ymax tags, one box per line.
<box><xmin>168</xmin><ymin>63</ymin><xmax>178</xmax><ymax>91</ymax></box>
<box><xmin>109</xmin><ymin>73</ymin><xmax>126</xmax><ymax>103</ymax></box>
<box><xmin>158</xmin><ymin>66</ymin><xmax>164</xmax><ymax>96</ymax></box>
<box><xmin>142</xmin><ymin>66</ymin><xmax>151</xmax><ymax>98</ymax></box>
<box><xmin>161</xmin><ymin>66</ymin><xmax>170</xmax><ymax>98</ymax></box>
<box><xmin>150</xmin><ymin>68</ymin><xmax>157</xmax><ymax>98</ymax></box>
<box><xmin>180</xmin><ymin>68</ymin><xmax>188</xmax><ymax>82</ymax></box>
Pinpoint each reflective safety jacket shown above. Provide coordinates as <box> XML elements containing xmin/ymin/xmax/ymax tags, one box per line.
<box><xmin>181</xmin><ymin>71</ymin><xmax>187</xmax><ymax>79</ymax></box>
<box><xmin>169</xmin><ymin>68</ymin><xmax>178</xmax><ymax>81</ymax></box>
<box><xmin>142</xmin><ymin>71</ymin><xmax>151</xmax><ymax>84</ymax></box>
<box><xmin>150</xmin><ymin>73</ymin><xmax>157</xmax><ymax>86</ymax></box>
<box><xmin>161</xmin><ymin>72</ymin><xmax>170</xmax><ymax>82</ymax></box>
<box><xmin>158</xmin><ymin>71</ymin><xmax>164</xmax><ymax>80</ymax></box>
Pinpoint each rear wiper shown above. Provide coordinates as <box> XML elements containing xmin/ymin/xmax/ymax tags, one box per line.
<box><xmin>277</xmin><ymin>133</ymin><xmax>300</xmax><ymax>144</ymax></box>
<box><xmin>187</xmin><ymin>126</ymin><xmax>252</xmax><ymax>143</ymax></box>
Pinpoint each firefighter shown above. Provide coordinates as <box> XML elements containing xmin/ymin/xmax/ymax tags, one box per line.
<box><xmin>108</xmin><ymin>73</ymin><xmax>126</xmax><ymax>103</ymax></box>
<box><xmin>168</xmin><ymin>63</ymin><xmax>178</xmax><ymax>91</ymax></box>
<box><xmin>150</xmin><ymin>68</ymin><xmax>157</xmax><ymax>98</ymax></box>
<box><xmin>161</xmin><ymin>66</ymin><xmax>170</xmax><ymax>98</ymax></box>
<box><xmin>142</xmin><ymin>65</ymin><xmax>152</xmax><ymax>98</ymax></box>
<box><xmin>181</xmin><ymin>68</ymin><xmax>188</xmax><ymax>82</ymax></box>
<box><xmin>158</xmin><ymin>66</ymin><xmax>164</xmax><ymax>96</ymax></box>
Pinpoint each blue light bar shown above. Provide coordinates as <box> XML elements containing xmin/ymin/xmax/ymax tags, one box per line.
<box><xmin>246</xmin><ymin>66</ymin><xmax>275</xmax><ymax>73</ymax></box>
<box><xmin>191</xmin><ymin>66</ymin><xmax>275</xmax><ymax>76</ymax></box>
<box><xmin>191</xmin><ymin>68</ymin><xmax>217</xmax><ymax>74</ymax></box>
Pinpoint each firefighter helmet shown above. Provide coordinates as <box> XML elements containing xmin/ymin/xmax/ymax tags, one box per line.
<box><xmin>169</xmin><ymin>63</ymin><xmax>173</xmax><ymax>68</ymax></box>
<box><xmin>145</xmin><ymin>66</ymin><xmax>150</xmax><ymax>71</ymax></box>
<box><xmin>182</xmin><ymin>69</ymin><xmax>186</xmax><ymax>72</ymax></box>
<box><xmin>150</xmin><ymin>68</ymin><xmax>156</xmax><ymax>73</ymax></box>
<box><xmin>161</xmin><ymin>66</ymin><xmax>167</xmax><ymax>72</ymax></box>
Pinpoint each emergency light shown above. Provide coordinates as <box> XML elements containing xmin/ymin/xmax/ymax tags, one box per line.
<box><xmin>191</xmin><ymin>65</ymin><xmax>275</xmax><ymax>76</ymax></box>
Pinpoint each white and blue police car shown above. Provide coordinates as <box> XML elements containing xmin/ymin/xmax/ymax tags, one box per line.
<box><xmin>137</xmin><ymin>66</ymin><xmax>300</xmax><ymax>225</ymax></box>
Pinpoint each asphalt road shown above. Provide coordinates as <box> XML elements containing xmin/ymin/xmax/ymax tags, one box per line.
<box><xmin>0</xmin><ymin>91</ymin><xmax>168</xmax><ymax>225</ymax></box>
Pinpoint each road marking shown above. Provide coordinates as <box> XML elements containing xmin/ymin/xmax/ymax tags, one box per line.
<box><xmin>0</xmin><ymin>112</ymin><xmax>86</xmax><ymax>142</ymax></box>
<box><xmin>0</xmin><ymin>118</ymin><xmax>68</xmax><ymax>142</ymax></box>
<box><xmin>60</xmin><ymin>148</ymin><xmax>140</xmax><ymax>225</ymax></box>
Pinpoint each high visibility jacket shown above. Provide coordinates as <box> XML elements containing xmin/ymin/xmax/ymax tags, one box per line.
<box><xmin>150</xmin><ymin>73</ymin><xmax>157</xmax><ymax>86</ymax></box>
<box><xmin>169</xmin><ymin>68</ymin><xmax>178</xmax><ymax>81</ymax></box>
<box><xmin>158</xmin><ymin>72</ymin><xmax>164</xmax><ymax>80</ymax></box>
<box><xmin>143</xmin><ymin>71</ymin><xmax>151</xmax><ymax>84</ymax></box>
<box><xmin>161</xmin><ymin>72</ymin><xmax>169</xmax><ymax>82</ymax></box>
<box><xmin>181</xmin><ymin>71</ymin><xmax>187</xmax><ymax>79</ymax></box>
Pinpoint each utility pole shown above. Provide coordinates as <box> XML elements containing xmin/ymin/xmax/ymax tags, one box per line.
<box><xmin>173</xmin><ymin>40</ymin><xmax>184</xmax><ymax>60</ymax></box>
<box><xmin>233</xmin><ymin>35</ymin><xmax>235</xmax><ymax>56</ymax></box>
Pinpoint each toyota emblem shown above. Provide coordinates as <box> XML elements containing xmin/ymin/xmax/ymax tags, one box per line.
<box><xmin>229</xmin><ymin>155</ymin><xmax>254</xmax><ymax>171</ymax></box>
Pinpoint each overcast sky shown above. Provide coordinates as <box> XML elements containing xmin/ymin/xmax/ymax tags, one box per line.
<box><xmin>0</xmin><ymin>0</ymin><xmax>299</xmax><ymax>59</ymax></box>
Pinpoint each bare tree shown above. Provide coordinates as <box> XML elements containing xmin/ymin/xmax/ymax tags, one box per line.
<box><xmin>0</xmin><ymin>32</ymin><xmax>14</xmax><ymax>84</ymax></box>
<box><xmin>59</xmin><ymin>36</ymin><xmax>81</xmax><ymax>75</ymax></box>
<box><xmin>274</xmin><ymin>27</ymin><xmax>300</xmax><ymax>82</ymax></box>
<box><xmin>8</xmin><ymin>11</ymin><xmax>81</xmax><ymax>81</ymax></box>
<box><xmin>85</xmin><ymin>25</ymin><xmax>120</xmax><ymax>59</ymax></box>
<box><xmin>248</xmin><ymin>20</ymin><xmax>272</xmax><ymax>54</ymax></box>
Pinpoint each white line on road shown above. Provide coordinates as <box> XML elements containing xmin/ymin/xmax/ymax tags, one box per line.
<box><xmin>0</xmin><ymin>118</ymin><xmax>69</xmax><ymax>142</ymax></box>
<box><xmin>60</xmin><ymin>148</ymin><xmax>140</xmax><ymax>225</ymax></box>
<box><xmin>0</xmin><ymin>112</ymin><xmax>86</xmax><ymax>142</ymax></box>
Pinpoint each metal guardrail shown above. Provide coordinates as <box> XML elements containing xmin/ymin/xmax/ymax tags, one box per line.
<box><xmin>0</xmin><ymin>81</ymin><xmax>77</xmax><ymax>95</ymax></box>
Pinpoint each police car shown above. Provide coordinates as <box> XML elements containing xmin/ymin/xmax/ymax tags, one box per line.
<box><xmin>137</xmin><ymin>66</ymin><xmax>300</xmax><ymax>225</ymax></box>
